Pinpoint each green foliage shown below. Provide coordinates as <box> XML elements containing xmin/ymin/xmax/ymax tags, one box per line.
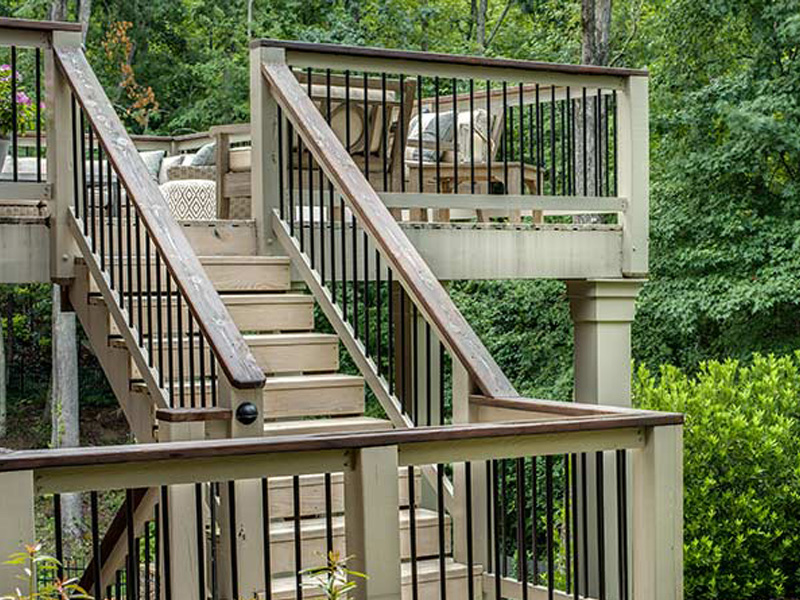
<box><xmin>300</xmin><ymin>551</ymin><xmax>367</xmax><ymax>600</ymax></box>
<box><xmin>0</xmin><ymin>64</ymin><xmax>37</xmax><ymax>137</ymax></box>
<box><xmin>634</xmin><ymin>354</ymin><xmax>800</xmax><ymax>600</ymax></box>
<box><xmin>2</xmin><ymin>544</ymin><xmax>90</xmax><ymax>600</ymax></box>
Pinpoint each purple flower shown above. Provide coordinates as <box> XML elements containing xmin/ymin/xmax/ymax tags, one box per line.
<box><xmin>16</xmin><ymin>91</ymin><xmax>31</xmax><ymax>106</ymax></box>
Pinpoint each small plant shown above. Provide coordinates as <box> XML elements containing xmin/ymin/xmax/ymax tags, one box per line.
<box><xmin>1</xmin><ymin>544</ymin><xmax>90</xmax><ymax>600</ymax></box>
<box><xmin>0</xmin><ymin>65</ymin><xmax>37</xmax><ymax>138</ymax></box>
<box><xmin>300</xmin><ymin>551</ymin><xmax>367</xmax><ymax>600</ymax></box>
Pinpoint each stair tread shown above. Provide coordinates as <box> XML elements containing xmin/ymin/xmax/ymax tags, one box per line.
<box><xmin>245</xmin><ymin>333</ymin><xmax>339</xmax><ymax>345</ymax></box>
<box><xmin>264</xmin><ymin>373</ymin><xmax>363</xmax><ymax>390</ymax></box>
<box><xmin>263</xmin><ymin>416</ymin><xmax>391</xmax><ymax>436</ymax></box>
<box><xmin>269</xmin><ymin>507</ymin><xmax>447</xmax><ymax>538</ymax></box>
<box><xmin>198</xmin><ymin>255</ymin><xmax>290</xmax><ymax>265</ymax></box>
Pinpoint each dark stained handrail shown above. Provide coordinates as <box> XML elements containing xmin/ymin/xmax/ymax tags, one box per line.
<box><xmin>0</xmin><ymin>408</ymin><xmax>683</xmax><ymax>472</ymax></box>
<box><xmin>54</xmin><ymin>44</ymin><xmax>265</xmax><ymax>390</ymax></box>
<box><xmin>0</xmin><ymin>16</ymin><xmax>82</xmax><ymax>33</ymax></box>
<box><xmin>262</xmin><ymin>59</ymin><xmax>517</xmax><ymax>399</ymax></box>
<box><xmin>253</xmin><ymin>38</ymin><xmax>648</xmax><ymax>79</ymax></box>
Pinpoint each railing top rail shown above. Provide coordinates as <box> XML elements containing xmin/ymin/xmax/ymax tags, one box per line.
<box><xmin>262</xmin><ymin>59</ymin><xmax>517</xmax><ymax>399</ymax></box>
<box><xmin>0</xmin><ymin>407</ymin><xmax>682</xmax><ymax>472</ymax></box>
<box><xmin>54</xmin><ymin>43</ymin><xmax>265</xmax><ymax>390</ymax></box>
<box><xmin>0</xmin><ymin>16</ymin><xmax>82</xmax><ymax>33</ymax></box>
<box><xmin>253</xmin><ymin>38</ymin><xmax>648</xmax><ymax>79</ymax></box>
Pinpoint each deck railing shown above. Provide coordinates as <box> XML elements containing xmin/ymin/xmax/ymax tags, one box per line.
<box><xmin>0</xmin><ymin>404</ymin><xmax>682</xmax><ymax>600</ymax></box>
<box><xmin>0</xmin><ymin>18</ymin><xmax>265</xmax><ymax>412</ymax></box>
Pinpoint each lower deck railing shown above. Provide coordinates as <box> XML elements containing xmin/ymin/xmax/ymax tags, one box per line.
<box><xmin>0</xmin><ymin>408</ymin><xmax>682</xmax><ymax>600</ymax></box>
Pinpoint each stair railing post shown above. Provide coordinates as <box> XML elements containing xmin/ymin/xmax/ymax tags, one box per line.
<box><xmin>47</xmin><ymin>31</ymin><xmax>82</xmax><ymax>283</ymax></box>
<box><xmin>158</xmin><ymin>419</ymin><xmax>206</xmax><ymax>600</ymax></box>
<box><xmin>0</xmin><ymin>470</ymin><xmax>35</xmax><ymax>594</ymax></box>
<box><xmin>216</xmin><ymin>377</ymin><xmax>266</xmax><ymax>600</ymax></box>
<box><xmin>451</xmin><ymin>360</ymin><xmax>489</xmax><ymax>570</ymax></box>
<box><xmin>250</xmin><ymin>43</ymin><xmax>285</xmax><ymax>255</ymax></box>
<box><xmin>344</xmin><ymin>445</ymin><xmax>402</xmax><ymax>600</ymax></box>
<box><xmin>617</xmin><ymin>74</ymin><xmax>649</xmax><ymax>277</ymax></box>
<box><xmin>632</xmin><ymin>424</ymin><xmax>683</xmax><ymax>600</ymax></box>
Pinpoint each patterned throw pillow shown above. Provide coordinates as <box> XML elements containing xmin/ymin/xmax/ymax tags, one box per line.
<box><xmin>158</xmin><ymin>154</ymin><xmax>185</xmax><ymax>185</ymax></box>
<box><xmin>159</xmin><ymin>179</ymin><xmax>216</xmax><ymax>220</ymax></box>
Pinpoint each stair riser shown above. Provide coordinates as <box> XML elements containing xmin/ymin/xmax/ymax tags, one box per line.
<box><xmin>265</xmin><ymin>471</ymin><xmax>420</xmax><ymax>519</ymax></box>
<box><xmin>266</xmin><ymin>515</ymin><xmax>452</xmax><ymax>574</ymax></box>
<box><xmin>264</xmin><ymin>381</ymin><xmax>363</xmax><ymax>419</ymax></box>
<box><xmin>88</xmin><ymin>261</ymin><xmax>290</xmax><ymax>295</ymax></box>
<box><xmin>128</xmin><ymin>337</ymin><xmax>339</xmax><ymax>380</ymax></box>
<box><xmin>249</xmin><ymin>340</ymin><xmax>339</xmax><ymax>375</ymax></box>
<box><xmin>107</xmin><ymin>298</ymin><xmax>314</xmax><ymax>336</ymax></box>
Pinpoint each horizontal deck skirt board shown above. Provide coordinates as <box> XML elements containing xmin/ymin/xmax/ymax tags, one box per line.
<box><xmin>0</xmin><ymin>183</ymin><xmax>51</xmax><ymax>202</ymax></box>
<box><xmin>379</xmin><ymin>193</ymin><xmax>627</xmax><ymax>213</ymax></box>
<box><xmin>253</xmin><ymin>38</ymin><xmax>647</xmax><ymax>79</ymax></box>
<box><xmin>1</xmin><ymin>412</ymin><xmax>682</xmax><ymax>475</ymax></box>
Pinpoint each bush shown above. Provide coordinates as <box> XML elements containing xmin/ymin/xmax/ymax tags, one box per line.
<box><xmin>633</xmin><ymin>354</ymin><xmax>800</xmax><ymax>600</ymax></box>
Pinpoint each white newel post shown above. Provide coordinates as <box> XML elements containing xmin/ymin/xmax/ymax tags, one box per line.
<box><xmin>0</xmin><ymin>471</ymin><xmax>35</xmax><ymax>596</ymax></box>
<box><xmin>47</xmin><ymin>31</ymin><xmax>82</xmax><ymax>283</ymax></box>
<box><xmin>568</xmin><ymin>278</ymin><xmax>644</xmax><ymax>600</ymax></box>
<box><xmin>344</xmin><ymin>445</ymin><xmax>402</xmax><ymax>600</ymax></box>
<box><xmin>632</xmin><ymin>425</ymin><xmax>683</xmax><ymax>600</ymax></box>
<box><xmin>250</xmin><ymin>43</ymin><xmax>285</xmax><ymax>255</ymax></box>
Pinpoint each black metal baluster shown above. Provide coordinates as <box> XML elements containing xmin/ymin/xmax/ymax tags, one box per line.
<box><xmin>88</xmin><ymin>126</ymin><xmax>96</xmax><ymax>251</ymax></box>
<box><xmin>408</xmin><ymin>464</ymin><xmax>419</xmax><ymax>600</ymax></box>
<box><xmin>437</xmin><ymin>462</ymin><xmax>447</xmax><ymax>600</ymax></box>
<box><xmin>417</xmin><ymin>75</ymin><xmax>424</xmax><ymax>200</ymax></box>
<box><xmin>326</xmin><ymin>71</ymin><xmax>337</xmax><ymax>304</ymax></box>
<box><xmin>517</xmin><ymin>458</ymin><xmax>528</xmax><ymax>600</ymax></box>
<box><xmin>209</xmin><ymin>483</ymin><xmax>217</xmax><ymax>600</ymax></box>
<box><xmin>54</xmin><ymin>494</ymin><xmax>64</xmax><ymax>580</ymax></box>
<box><xmin>125</xmin><ymin>196</ymin><xmax>133</xmax><ymax>325</ymax></box>
<box><xmin>98</xmin><ymin>144</ymin><xmax>105</xmax><ymax>269</ymax></box>
<box><xmin>227</xmin><ymin>481</ymin><xmax>239</xmax><ymax>600</ymax></box>
<box><xmin>155</xmin><ymin>505</ymin><xmax>161</xmax><ymax>600</ymax></box>
<box><xmin>107</xmin><ymin>160</ymin><xmax>114</xmax><ymax>291</ymax></box>
<box><xmin>581</xmin><ymin>453</ymin><xmax>589</xmax><ymax>593</ymax></box>
<box><xmin>572</xmin><ymin>454</ymin><xmax>580</xmax><ymax>600</ymax></box>
<box><xmin>535</xmin><ymin>85</ymin><xmax>542</xmax><ymax>194</ymax></box>
<box><xmin>486</xmin><ymin>80</ymin><xmax>492</xmax><ymax>197</ymax></box>
<box><xmin>425</xmin><ymin>322</ymin><xmax>431</xmax><ymax>426</ymax></box>
<box><xmin>35</xmin><ymin>49</ymin><xmax>42</xmax><ymax>182</ymax></box>
<box><xmin>288</xmin><ymin>120</ymin><xmax>295</xmax><ymax>235</ymax></box>
<box><xmin>194</xmin><ymin>484</ymin><xmax>205</xmax><ymax>600</ymax></box>
<box><xmin>199</xmin><ymin>328</ymin><xmax>207</xmax><ymax>407</ymax></box>
<box><xmin>500</xmin><ymin>459</ymin><xmax>507</xmax><ymax>576</ymax></box>
<box><xmin>382</xmin><ymin>73</ymin><xmax>389</xmax><ymax>191</ymax></box>
<box><xmin>293</xmin><ymin>476</ymin><xmax>302</xmax><ymax>599</ymax></box>
<box><xmin>71</xmin><ymin>99</ymin><xmax>79</xmax><ymax>222</ymax></box>
<box><xmin>452</xmin><ymin>77</ymin><xmax>458</xmax><ymax>196</ymax></box>
<box><xmin>617</xmin><ymin>450</ymin><xmax>629</xmax><ymax>600</ymax></box>
<box><xmin>161</xmin><ymin>487</ymin><xmax>172</xmax><ymax>600</ymax></box>
<box><xmin>210</xmin><ymin>352</ymin><xmax>217</xmax><ymax>407</ymax></box>
<box><xmin>135</xmin><ymin>209</ymin><xmax>143</xmax><ymax>344</ymax></box>
<box><xmin>126</xmin><ymin>489</ymin><xmax>137</xmax><ymax>600</ymax></box>
<box><xmin>470</xmin><ymin>80</ymin><xmax>475</xmax><ymax>193</ymax></box>
<box><xmin>117</xmin><ymin>182</ymin><xmax>125</xmax><ymax>312</ymax></box>
<box><xmin>188</xmin><ymin>312</ymin><xmax>196</xmax><ymax>408</ymax></box>
<box><xmin>10</xmin><ymin>47</ymin><xmax>18</xmax><ymax>181</ymax></box>
<box><xmin>531</xmin><ymin>456</ymin><xmax>538</xmax><ymax>584</ymax></box>
<box><xmin>597</xmin><ymin>452</ymin><xmax>606</xmax><ymax>600</ymax></box>
<box><xmin>278</xmin><ymin>108</ymin><xmax>284</xmax><ymax>220</ymax></box>
<box><xmin>550</xmin><ymin>86</ymin><xmax>556</xmax><ymax>196</ymax></box>
<box><xmin>308</xmin><ymin>70</ymin><xmax>316</xmax><ymax>270</ymax></box>
<box><xmin>502</xmin><ymin>82</ymin><xmax>509</xmax><ymax>194</ymax></box>
<box><xmin>166</xmin><ymin>274</ymin><xmax>175</xmax><ymax>405</ymax></box>
<box><xmin>324</xmin><ymin>473</ymin><xmax>334</xmax><ymax>556</ymax></box>
<box><xmin>80</xmin><ymin>110</ymin><xmax>88</xmax><ymax>231</ymax></box>
<box><xmin>177</xmin><ymin>294</ymin><xmax>185</xmax><ymax>408</ymax></box>
<box><xmin>546</xmin><ymin>455</ymin><xmax>555</xmax><ymax>600</ymax></box>
<box><xmin>596</xmin><ymin>89</ymin><xmax>602</xmax><ymax>197</ymax></box>
<box><xmin>261</xmin><ymin>479</ymin><xmax>272</xmax><ymax>600</ymax></box>
<box><xmin>492</xmin><ymin>460</ymin><xmax>501</xmax><ymax>599</ymax></box>
<box><xmin>582</xmin><ymin>88</ymin><xmax>588</xmax><ymax>196</ymax></box>
<box><xmin>519</xmin><ymin>83</ymin><xmax>525</xmax><ymax>193</ymax></box>
<box><xmin>298</xmin><ymin>133</ymin><xmax>305</xmax><ymax>252</ymax></box>
<box><xmin>387</xmin><ymin>268</ymin><xmax>394</xmax><ymax>394</ymax></box>
<box><xmin>613</xmin><ymin>91</ymin><xmax>618</xmax><ymax>196</ymax></box>
<box><xmin>91</xmin><ymin>491</ymin><xmax>102</xmax><ymax>598</ymax></box>
<box><xmin>399</xmin><ymin>75</ymin><xmax>406</xmax><ymax>195</ymax></box>
<box><xmin>565</xmin><ymin>455</ymin><xmax>572</xmax><ymax>593</ymax></box>
<box><xmin>435</xmin><ymin>77</ymin><xmax>441</xmax><ymax>194</ymax></box>
<box><xmin>156</xmin><ymin>253</ymin><xmax>164</xmax><ymax>388</ymax></box>
<box><xmin>465</xmin><ymin>462</ymin><xmax>475</xmax><ymax>600</ymax></box>
<box><xmin>146</xmin><ymin>236</ymin><xmax>153</xmax><ymax>366</ymax></box>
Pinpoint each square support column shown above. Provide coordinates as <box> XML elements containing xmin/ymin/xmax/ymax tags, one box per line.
<box><xmin>568</xmin><ymin>279</ymin><xmax>644</xmax><ymax>600</ymax></box>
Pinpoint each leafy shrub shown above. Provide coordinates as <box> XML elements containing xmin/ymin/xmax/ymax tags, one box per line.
<box><xmin>633</xmin><ymin>354</ymin><xmax>800</xmax><ymax>600</ymax></box>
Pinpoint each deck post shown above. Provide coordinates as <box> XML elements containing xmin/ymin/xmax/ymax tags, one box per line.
<box><xmin>0</xmin><ymin>471</ymin><xmax>35</xmax><ymax>595</ymax></box>
<box><xmin>250</xmin><ymin>43</ymin><xmax>285</xmax><ymax>255</ymax></box>
<box><xmin>344</xmin><ymin>445</ymin><xmax>402</xmax><ymax>600</ymax></box>
<box><xmin>451</xmin><ymin>360</ymin><xmax>489</xmax><ymax>571</ymax></box>
<box><xmin>632</xmin><ymin>425</ymin><xmax>683</xmax><ymax>600</ymax></box>
<box><xmin>216</xmin><ymin>379</ymin><xmax>265</xmax><ymax>600</ymax></box>
<box><xmin>568</xmin><ymin>278</ymin><xmax>644</xmax><ymax>600</ymax></box>
<box><xmin>618</xmin><ymin>75</ymin><xmax>649</xmax><ymax>277</ymax></box>
<box><xmin>47</xmin><ymin>30</ymin><xmax>82</xmax><ymax>283</ymax></box>
<box><xmin>158</xmin><ymin>419</ymin><xmax>205</xmax><ymax>600</ymax></box>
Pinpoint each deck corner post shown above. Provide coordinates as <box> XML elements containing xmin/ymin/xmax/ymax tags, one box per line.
<box><xmin>0</xmin><ymin>470</ymin><xmax>35</xmax><ymax>596</ymax></box>
<box><xmin>618</xmin><ymin>74</ymin><xmax>649</xmax><ymax>277</ymax></box>
<box><xmin>47</xmin><ymin>30</ymin><xmax>82</xmax><ymax>283</ymax></box>
<box><xmin>250</xmin><ymin>44</ymin><xmax>285</xmax><ymax>255</ymax></box>
<box><xmin>344</xmin><ymin>445</ymin><xmax>402</xmax><ymax>600</ymax></box>
<box><xmin>632</xmin><ymin>424</ymin><xmax>683</xmax><ymax>600</ymax></box>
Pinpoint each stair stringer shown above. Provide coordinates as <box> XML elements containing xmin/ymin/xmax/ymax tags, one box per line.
<box><xmin>70</xmin><ymin>261</ymin><xmax>158</xmax><ymax>443</ymax></box>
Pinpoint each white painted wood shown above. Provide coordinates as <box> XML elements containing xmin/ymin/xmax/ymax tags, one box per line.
<box><xmin>0</xmin><ymin>220</ymin><xmax>49</xmax><ymax>282</ymax></box>
<box><xmin>48</xmin><ymin>31</ymin><xmax>82</xmax><ymax>282</ymax></box>
<box><xmin>0</xmin><ymin>182</ymin><xmax>50</xmax><ymax>201</ymax></box>
<box><xmin>262</xmin><ymin>415</ymin><xmax>392</xmax><ymax>436</ymax></box>
<box><xmin>345</xmin><ymin>445</ymin><xmax>402</xmax><ymax>600</ymax></box>
<box><xmin>617</xmin><ymin>76</ymin><xmax>649</xmax><ymax>276</ymax></box>
<box><xmin>632</xmin><ymin>425</ymin><xmax>683</xmax><ymax>600</ymax></box>
<box><xmin>0</xmin><ymin>471</ymin><xmax>34</xmax><ymax>595</ymax></box>
<box><xmin>250</xmin><ymin>46</ymin><xmax>285</xmax><ymax>253</ymax></box>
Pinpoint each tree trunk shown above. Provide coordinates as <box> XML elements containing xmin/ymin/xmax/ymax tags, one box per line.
<box><xmin>49</xmin><ymin>0</ymin><xmax>68</xmax><ymax>21</ymax></box>
<box><xmin>51</xmin><ymin>285</ymin><xmax>82</xmax><ymax>542</ymax></box>
<box><xmin>247</xmin><ymin>0</ymin><xmax>254</xmax><ymax>39</ymax></box>
<box><xmin>0</xmin><ymin>311</ymin><xmax>6</xmax><ymax>439</ymax></box>
<box><xmin>78</xmin><ymin>0</ymin><xmax>92</xmax><ymax>44</ymax></box>
<box><xmin>477</xmin><ymin>0</ymin><xmax>488</xmax><ymax>52</ymax></box>
<box><xmin>576</xmin><ymin>0</ymin><xmax>612</xmax><ymax>224</ymax></box>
